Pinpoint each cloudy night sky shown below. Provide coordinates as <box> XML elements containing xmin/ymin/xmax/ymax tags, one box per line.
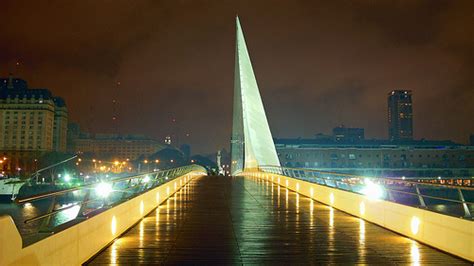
<box><xmin>1</xmin><ymin>0</ymin><xmax>473</xmax><ymax>154</ymax></box>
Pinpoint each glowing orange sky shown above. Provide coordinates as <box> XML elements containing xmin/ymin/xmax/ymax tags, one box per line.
<box><xmin>1</xmin><ymin>0</ymin><xmax>473</xmax><ymax>153</ymax></box>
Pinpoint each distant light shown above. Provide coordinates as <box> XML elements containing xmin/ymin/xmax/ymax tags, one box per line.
<box><xmin>411</xmin><ymin>216</ymin><xmax>420</xmax><ymax>235</ymax></box>
<box><xmin>95</xmin><ymin>182</ymin><xmax>113</xmax><ymax>198</ymax></box>
<box><xmin>361</xmin><ymin>179</ymin><xmax>384</xmax><ymax>200</ymax></box>
<box><xmin>402</xmin><ymin>176</ymin><xmax>406</xmax><ymax>180</ymax></box>
<box><xmin>64</xmin><ymin>174</ymin><xmax>71</xmax><ymax>182</ymax></box>
<box><xmin>437</xmin><ymin>176</ymin><xmax>441</xmax><ymax>180</ymax></box>
<box><xmin>143</xmin><ymin>175</ymin><xmax>151</xmax><ymax>183</ymax></box>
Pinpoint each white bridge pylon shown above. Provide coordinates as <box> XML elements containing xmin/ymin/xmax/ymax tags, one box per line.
<box><xmin>231</xmin><ymin>17</ymin><xmax>280</xmax><ymax>175</ymax></box>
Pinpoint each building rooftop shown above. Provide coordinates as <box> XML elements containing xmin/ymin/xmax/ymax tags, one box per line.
<box><xmin>274</xmin><ymin>137</ymin><xmax>467</xmax><ymax>149</ymax></box>
<box><xmin>0</xmin><ymin>76</ymin><xmax>65</xmax><ymax>106</ymax></box>
<box><xmin>76</xmin><ymin>133</ymin><xmax>158</xmax><ymax>141</ymax></box>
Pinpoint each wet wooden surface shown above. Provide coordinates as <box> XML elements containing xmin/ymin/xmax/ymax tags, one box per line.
<box><xmin>87</xmin><ymin>176</ymin><xmax>468</xmax><ymax>265</ymax></box>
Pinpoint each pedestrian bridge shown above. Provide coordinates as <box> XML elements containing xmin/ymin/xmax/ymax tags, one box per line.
<box><xmin>87</xmin><ymin>175</ymin><xmax>468</xmax><ymax>265</ymax></box>
<box><xmin>1</xmin><ymin>17</ymin><xmax>473</xmax><ymax>264</ymax></box>
<box><xmin>1</xmin><ymin>167</ymin><xmax>472</xmax><ymax>264</ymax></box>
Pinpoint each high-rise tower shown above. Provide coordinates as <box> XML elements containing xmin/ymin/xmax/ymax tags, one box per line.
<box><xmin>388</xmin><ymin>90</ymin><xmax>413</xmax><ymax>141</ymax></box>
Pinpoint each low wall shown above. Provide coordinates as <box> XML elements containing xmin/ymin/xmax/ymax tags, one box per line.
<box><xmin>0</xmin><ymin>172</ymin><xmax>204</xmax><ymax>265</ymax></box>
<box><xmin>245</xmin><ymin>172</ymin><xmax>474</xmax><ymax>262</ymax></box>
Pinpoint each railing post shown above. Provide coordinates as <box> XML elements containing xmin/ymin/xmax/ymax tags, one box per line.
<box><xmin>77</xmin><ymin>189</ymin><xmax>91</xmax><ymax>218</ymax></box>
<box><xmin>38</xmin><ymin>196</ymin><xmax>57</xmax><ymax>233</ymax></box>
<box><xmin>415</xmin><ymin>184</ymin><xmax>426</xmax><ymax>208</ymax></box>
<box><xmin>458</xmin><ymin>188</ymin><xmax>472</xmax><ymax>218</ymax></box>
<box><xmin>122</xmin><ymin>178</ymin><xmax>133</xmax><ymax>200</ymax></box>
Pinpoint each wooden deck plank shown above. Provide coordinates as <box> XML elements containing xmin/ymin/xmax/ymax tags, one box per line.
<box><xmin>87</xmin><ymin>176</ymin><xmax>468</xmax><ymax>265</ymax></box>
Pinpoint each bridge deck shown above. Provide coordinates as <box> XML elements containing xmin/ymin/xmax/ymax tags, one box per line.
<box><xmin>88</xmin><ymin>176</ymin><xmax>467</xmax><ymax>264</ymax></box>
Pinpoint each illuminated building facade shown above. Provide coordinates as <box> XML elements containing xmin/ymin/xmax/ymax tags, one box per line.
<box><xmin>276</xmin><ymin>138</ymin><xmax>474</xmax><ymax>177</ymax></box>
<box><xmin>0</xmin><ymin>76</ymin><xmax>68</xmax><ymax>175</ymax></box>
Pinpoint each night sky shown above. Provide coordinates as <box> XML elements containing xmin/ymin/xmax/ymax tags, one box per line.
<box><xmin>1</xmin><ymin>0</ymin><xmax>473</xmax><ymax>154</ymax></box>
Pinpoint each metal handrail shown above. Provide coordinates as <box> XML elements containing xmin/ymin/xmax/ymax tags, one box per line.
<box><xmin>259</xmin><ymin>165</ymin><xmax>474</xmax><ymax>190</ymax></box>
<box><xmin>254</xmin><ymin>165</ymin><xmax>473</xmax><ymax>219</ymax></box>
<box><xmin>16</xmin><ymin>165</ymin><xmax>199</xmax><ymax>203</ymax></box>
<box><xmin>13</xmin><ymin>164</ymin><xmax>207</xmax><ymax>240</ymax></box>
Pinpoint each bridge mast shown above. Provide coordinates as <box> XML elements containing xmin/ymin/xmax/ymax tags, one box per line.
<box><xmin>231</xmin><ymin>17</ymin><xmax>280</xmax><ymax>175</ymax></box>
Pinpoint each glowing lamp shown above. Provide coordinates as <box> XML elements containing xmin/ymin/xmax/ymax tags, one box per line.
<box><xmin>361</xmin><ymin>179</ymin><xmax>384</xmax><ymax>200</ymax></box>
<box><xmin>95</xmin><ymin>182</ymin><xmax>113</xmax><ymax>198</ymax></box>
<box><xmin>411</xmin><ymin>216</ymin><xmax>420</xmax><ymax>235</ymax></box>
<box><xmin>359</xmin><ymin>202</ymin><xmax>365</xmax><ymax>215</ymax></box>
<box><xmin>111</xmin><ymin>216</ymin><xmax>117</xmax><ymax>235</ymax></box>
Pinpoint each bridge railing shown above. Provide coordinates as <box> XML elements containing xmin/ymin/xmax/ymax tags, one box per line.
<box><xmin>13</xmin><ymin>164</ymin><xmax>207</xmax><ymax>246</ymax></box>
<box><xmin>258</xmin><ymin>165</ymin><xmax>474</xmax><ymax>219</ymax></box>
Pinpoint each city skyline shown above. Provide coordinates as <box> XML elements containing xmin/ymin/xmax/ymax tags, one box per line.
<box><xmin>1</xmin><ymin>1</ymin><xmax>473</xmax><ymax>153</ymax></box>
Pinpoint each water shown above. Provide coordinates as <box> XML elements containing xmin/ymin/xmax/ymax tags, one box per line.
<box><xmin>0</xmin><ymin>197</ymin><xmax>82</xmax><ymax>238</ymax></box>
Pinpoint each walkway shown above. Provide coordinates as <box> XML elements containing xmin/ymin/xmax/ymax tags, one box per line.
<box><xmin>88</xmin><ymin>176</ymin><xmax>467</xmax><ymax>264</ymax></box>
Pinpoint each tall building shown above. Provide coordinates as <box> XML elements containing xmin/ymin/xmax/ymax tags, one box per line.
<box><xmin>388</xmin><ymin>90</ymin><xmax>413</xmax><ymax>141</ymax></box>
<box><xmin>72</xmin><ymin>134</ymin><xmax>165</xmax><ymax>160</ymax></box>
<box><xmin>0</xmin><ymin>75</ymin><xmax>68</xmax><ymax>152</ymax></box>
<box><xmin>332</xmin><ymin>126</ymin><xmax>364</xmax><ymax>142</ymax></box>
